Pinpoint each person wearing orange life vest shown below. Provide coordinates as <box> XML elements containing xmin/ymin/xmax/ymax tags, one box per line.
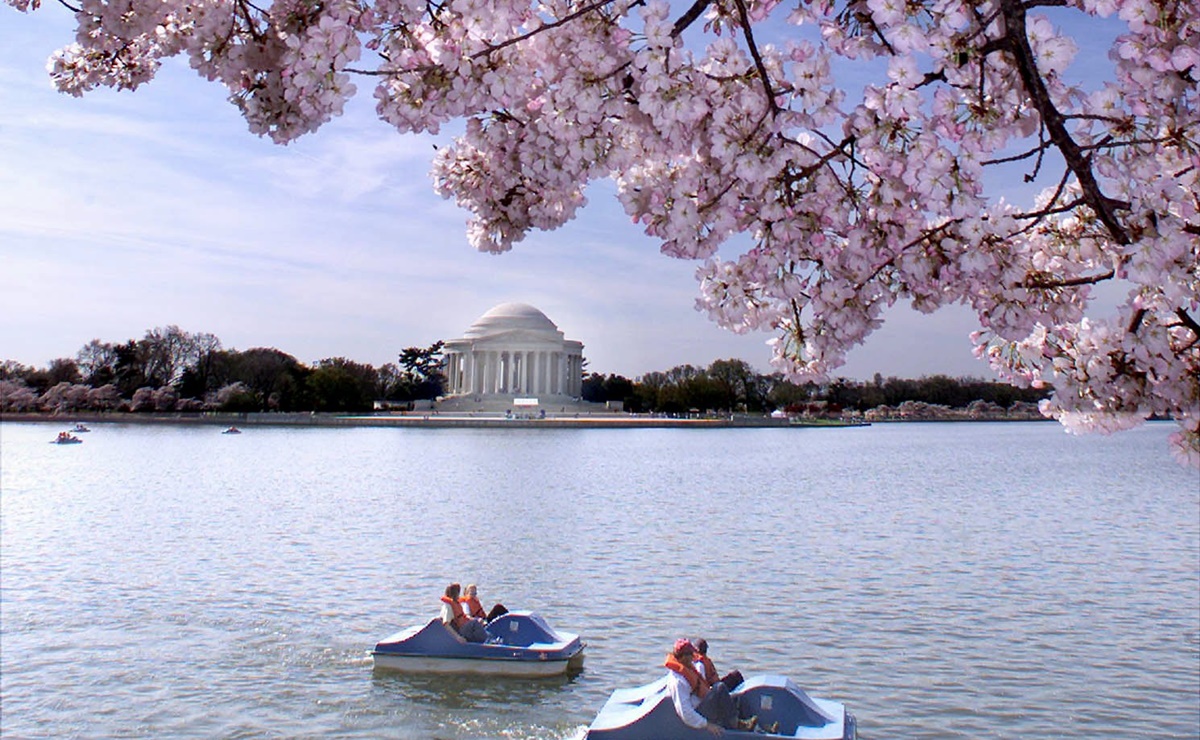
<box><xmin>693</xmin><ymin>637</ymin><xmax>745</xmax><ymax>693</ymax></box>
<box><xmin>460</xmin><ymin>583</ymin><xmax>509</xmax><ymax>623</ymax></box>
<box><xmin>440</xmin><ymin>583</ymin><xmax>487</xmax><ymax>642</ymax></box>
<box><xmin>664</xmin><ymin>639</ymin><xmax>755</xmax><ymax>734</ymax></box>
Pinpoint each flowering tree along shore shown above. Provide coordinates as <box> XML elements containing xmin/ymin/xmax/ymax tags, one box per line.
<box><xmin>3</xmin><ymin>340</ymin><xmax>1048</xmax><ymax>416</ymax></box>
<box><xmin>0</xmin><ymin>328</ymin><xmax>449</xmax><ymax>413</ymax></box>
<box><xmin>8</xmin><ymin>0</ymin><xmax>1198</xmax><ymax>464</ymax></box>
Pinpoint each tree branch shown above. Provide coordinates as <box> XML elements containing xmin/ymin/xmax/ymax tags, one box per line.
<box><xmin>731</xmin><ymin>0</ymin><xmax>781</xmax><ymax>115</ymax></box>
<box><xmin>982</xmin><ymin>139</ymin><xmax>1052</xmax><ymax>166</ymax></box>
<box><xmin>348</xmin><ymin>0</ymin><xmax>630</xmax><ymax>76</ymax></box>
<box><xmin>476</xmin><ymin>0</ymin><xmax>628</xmax><ymax>60</ymax></box>
<box><xmin>671</xmin><ymin>0</ymin><xmax>711</xmax><ymax>37</ymax></box>
<box><xmin>1024</xmin><ymin>269</ymin><xmax>1115</xmax><ymax>289</ymax></box>
<box><xmin>997</xmin><ymin>0</ymin><xmax>1130</xmax><ymax>244</ymax></box>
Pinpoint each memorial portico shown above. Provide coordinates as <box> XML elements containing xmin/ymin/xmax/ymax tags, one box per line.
<box><xmin>442</xmin><ymin>303</ymin><xmax>584</xmax><ymax>399</ymax></box>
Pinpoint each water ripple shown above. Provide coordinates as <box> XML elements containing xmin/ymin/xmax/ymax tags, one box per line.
<box><xmin>2</xmin><ymin>421</ymin><xmax>1196</xmax><ymax>739</ymax></box>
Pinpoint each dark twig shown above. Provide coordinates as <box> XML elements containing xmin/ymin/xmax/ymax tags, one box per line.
<box><xmin>731</xmin><ymin>0</ymin><xmax>781</xmax><ymax>115</ymax></box>
<box><xmin>1024</xmin><ymin>269</ymin><xmax>1115</xmax><ymax>289</ymax></box>
<box><xmin>982</xmin><ymin>140</ymin><xmax>1052</xmax><ymax>166</ymax></box>
<box><xmin>476</xmin><ymin>0</ymin><xmax>626</xmax><ymax>59</ymax></box>
<box><xmin>671</xmin><ymin>0</ymin><xmax>711</xmax><ymax>37</ymax></box>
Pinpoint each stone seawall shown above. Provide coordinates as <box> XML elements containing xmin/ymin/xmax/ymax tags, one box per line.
<box><xmin>2</xmin><ymin>411</ymin><xmax>867</xmax><ymax>430</ymax></box>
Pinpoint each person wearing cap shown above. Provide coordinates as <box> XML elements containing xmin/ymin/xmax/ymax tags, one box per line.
<box><xmin>693</xmin><ymin>638</ymin><xmax>744</xmax><ymax>692</ymax></box>
<box><xmin>663</xmin><ymin>638</ymin><xmax>754</xmax><ymax>733</ymax></box>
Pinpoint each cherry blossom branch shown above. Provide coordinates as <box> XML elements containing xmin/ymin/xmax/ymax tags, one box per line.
<box><xmin>1077</xmin><ymin>134</ymin><xmax>1190</xmax><ymax>153</ymax></box>
<box><xmin>1024</xmin><ymin>269</ymin><xmax>1115</xmax><ymax>289</ymax></box>
<box><xmin>475</xmin><ymin>0</ymin><xmax>630</xmax><ymax>59</ymax></box>
<box><xmin>997</xmin><ymin>0</ymin><xmax>1130</xmax><ymax>245</ymax></box>
<box><xmin>671</xmin><ymin>0</ymin><xmax>711</xmax><ymax>38</ymax></box>
<box><xmin>233</xmin><ymin>0</ymin><xmax>267</xmax><ymax>43</ymax></box>
<box><xmin>348</xmin><ymin>0</ymin><xmax>632</xmax><ymax>76</ymax></box>
<box><xmin>778</xmin><ymin>135</ymin><xmax>856</xmax><ymax>188</ymax></box>
<box><xmin>731</xmin><ymin>0</ymin><xmax>781</xmax><ymax>115</ymax></box>
<box><xmin>859</xmin><ymin>220</ymin><xmax>962</xmax><ymax>287</ymax></box>
<box><xmin>980</xmin><ymin>140</ymin><xmax>1052</xmax><ymax>166</ymax></box>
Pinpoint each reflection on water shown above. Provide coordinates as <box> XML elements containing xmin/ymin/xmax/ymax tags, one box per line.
<box><xmin>371</xmin><ymin>669</ymin><xmax>583</xmax><ymax>708</ymax></box>
<box><xmin>1</xmin><ymin>420</ymin><xmax>1197</xmax><ymax>739</ymax></box>
<box><xmin>367</xmin><ymin>671</ymin><xmax>589</xmax><ymax>740</ymax></box>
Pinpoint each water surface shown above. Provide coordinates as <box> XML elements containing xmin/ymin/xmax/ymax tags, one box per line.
<box><xmin>2</xmin><ymin>420</ymin><xmax>1197</xmax><ymax>738</ymax></box>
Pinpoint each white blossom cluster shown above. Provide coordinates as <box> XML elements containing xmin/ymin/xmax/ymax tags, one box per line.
<box><xmin>10</xmin><ymin>0</ymin><xmax>1198</xmax><ymax>463</ymax></box>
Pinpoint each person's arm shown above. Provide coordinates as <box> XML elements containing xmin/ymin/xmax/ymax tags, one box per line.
<box><xmin>667</xmin><ymin>673</ymin><xmax>710</xmax><ymax>730</ymax></box>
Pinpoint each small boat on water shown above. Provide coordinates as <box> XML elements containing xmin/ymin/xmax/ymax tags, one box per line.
<box><xmin>53</xmin><ymin>432</ymin><xmax>83</xmax><ymax>444</ymax></box>
<box><xmin>72</xmin><ymin>423</ymin><xmax>91</xmax><ymax>432</ymax></box>
<box><xmin>372</xmin><ymin>611</ymin><xmax>585</xmax><ymax>676</ymax></box>
<box><xmin>222</xmin><ymin>426</ymin><xmax>241</xmax><ymax>434</ymax></box>
<box><xmin>584</xmin><ymin>674</ymin><xmax>856</xmax><ymax>740</ymax></box>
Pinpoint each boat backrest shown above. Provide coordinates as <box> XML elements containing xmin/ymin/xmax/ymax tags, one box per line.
<box><xmin>734</xmin><ymin>675</ymin><xmax>836</xmax><ymax>735</ymax></box>
<box><xmin>586</xmin><ymin>679</ymin><xmax>693</xmax><ymax>738</ymax></box>
<box><xmin>486</xmin><ymin>612</ymin><xmax>560</xmax><ymax>646</ymax></box>
<box><xmin>376</xmin><ymin>618</ymin><xmax>466</xmax><ymax>651</ymax></box>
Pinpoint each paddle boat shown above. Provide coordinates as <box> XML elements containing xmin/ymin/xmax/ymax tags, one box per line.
<box><xmin>72</xmin><ymin>423</ymin><xmax>91</xmax><ymax>432</ymax></box>
<box><xmin>372</xmin><ymin>611</ymin><xmax>585</xmax><ymax>676</ymax></box>
<box><xmin>584</xmin><ymin>674</ymin><xmax>856</xmax><ymax>740</ymax></box>
<box><xmin>222</xmin><ymin>426</ymin><xmax>242</xmax><ymax>434</ymax></box>
<box><xmin>53</xmin><ymin>431</ymin><xmax>83</xmax><ymax>444</ymax></box>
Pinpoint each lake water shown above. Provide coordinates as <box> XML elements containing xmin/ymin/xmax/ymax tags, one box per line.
<box><xmin>1</xmin><ymin>420</ymin><xmax>1197</xmax><ymax>739</ymax></box>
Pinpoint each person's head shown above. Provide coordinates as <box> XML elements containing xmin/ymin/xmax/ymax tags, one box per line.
<box><xmin>465</xmin><ymin>584</ymin><xmax>478</xmax><ymax>597</ymax></box>
<box><xmin>693</xmin><ymin>638</ymin><xmax>709</xmax><ymax>655</ymax></box>
<box><xmin>672</xmin><ymin>638</ymin><xmax>697</xmax><ymax>662</ymax></box>
<box><xmin>445</xmin><ymin>583</ymin><xmax>461</xmax><ymax>599</ymax></box>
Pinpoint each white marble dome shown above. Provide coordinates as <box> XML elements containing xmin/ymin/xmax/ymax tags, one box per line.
<box><xmin>443</xmin><ymin>303</ymin><xmax>584</xmax><ymax>398</ymax></box>
<box><xmin>463</xmin><ymin>302</ymin><xmax>560</xmax><ymax>339</ymax></box>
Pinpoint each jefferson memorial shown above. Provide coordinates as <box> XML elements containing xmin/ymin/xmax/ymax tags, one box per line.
<box><xmin>442</xmin><ymin>303</ymin><xmax>585</xmax><ymax>400</ymax></box>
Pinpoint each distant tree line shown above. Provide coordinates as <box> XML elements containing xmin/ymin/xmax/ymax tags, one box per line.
<box><xmin>1</xmin><ymin>326</ymin><xmax>1047</xmax><ymax>416</ymax></box>
<box><xmin>582</xmin><ymin>361</ymin><xmax>1049</xmax><ymax>416</ymax></box>
<box><xmin>0</xmin><ymin>326</ymin><xmax>445</xmax><ymax>414</ymax></box>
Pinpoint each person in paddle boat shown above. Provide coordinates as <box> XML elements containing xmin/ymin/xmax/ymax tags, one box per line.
<box><xmin>664</xmin><ymin>638</ymin><xmax>756</xmax><ymax>734</ymax></box>
<box><xmin>440</xmin><ymin>583</ymin><xmax>488</xmax><ymax>642</ymax></box>
<box><xmin>460</xmin><ymin>583</ymin><xmax>508</xmax><ymax>624</ymax></box>
<box><xmin>693</xmin><ymin>638</ymin><xmax>745</xmax><ymax>693</ymax></box>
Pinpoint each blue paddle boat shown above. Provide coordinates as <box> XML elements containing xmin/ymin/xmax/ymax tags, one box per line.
<box><xmin>584</xmin><ymin>674</ymin><xmax>856</xmax><ymax>739</ymax></box>
<box><xmin>372</xmin><ymin>611</ymin><xmax>585</xmax><ymax>676</ymax></box>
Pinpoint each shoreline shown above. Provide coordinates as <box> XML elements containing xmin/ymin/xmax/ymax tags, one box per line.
<box><xmin>1</xmin><ymin>410</ymin><xmax>1060</xmax><ymax>430</ymax></box>
<box><xmin>1</xmin><ymin>410</ymin><xmax>877</xmax><ymax>430</ymax></box>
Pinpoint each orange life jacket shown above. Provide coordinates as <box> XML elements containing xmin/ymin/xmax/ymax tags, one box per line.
<box><xmin>441</xmin><ymin>595</ymin><xmax>468</xmax><ymax>628</ymax></box>
<box><xmin>664</xmin><ymin>655</ymin><xmax>709</xmax><ymax>698</ymax></box>
<box><xmin>460</xmin><ymin>595</ymin><xmax>486</xmax><ymax>620</ymax></box>
<box><xmin>697</xmin><ymin>654</ymin><xmax>719</xmax><ymax>687</ymax></box>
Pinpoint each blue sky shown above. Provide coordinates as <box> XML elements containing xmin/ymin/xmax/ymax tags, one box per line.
<box><xmin>2</xmin><ymin>9</ymin><xmax>1033</xmax><ymax>381</ymax></box>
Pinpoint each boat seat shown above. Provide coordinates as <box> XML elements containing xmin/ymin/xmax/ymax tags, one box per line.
<box><xmin>440</xmin><ymin>621</ymin><xmax>468</xmax><ymax>644</ymax></box>
<box><xmin>734</xmin><ymin>676</ymin><xmax>837</xmax><ymax>736</ymax></box>
<box><xmin>486</xmin><ymin>612</ymin><xmax>562</xmax><ymax>647</ymax></box>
